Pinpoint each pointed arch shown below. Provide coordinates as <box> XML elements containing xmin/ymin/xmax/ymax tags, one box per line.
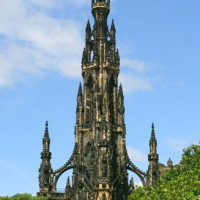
<box><xmin>126</xmin><ymin>157</ymin><xmax>147</xmax><ymax>187</ymax></box>
<box><xmin>102</xmin><ymin>193</ymin><xmax>106</xmax><ymax>200</ymax></box>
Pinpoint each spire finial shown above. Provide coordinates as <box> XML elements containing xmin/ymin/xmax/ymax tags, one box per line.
<box><xmin>149</xmin><ymin>123</ymin><xmax>157</xmax><ymax>154</ymax></box>
<box><xmin>45</xmin><ymin>121</ymin><xmax>49</xmax><ymax>136</ymax></box>
<box><xmin>86</xmin><ymin>19</ymin><xmax>91</xmax><ymax>32</ymax></box>
<box><xmin>151</xmin><ymin>123</ymin><xmax>155</xmax><ymax>137</ymax></box>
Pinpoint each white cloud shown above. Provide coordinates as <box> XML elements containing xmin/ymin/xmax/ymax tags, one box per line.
<box><xmin>164</xmin><ymin>136</ymin><xmax>199</xmax><ymax>152</ymax></box>
<box><xmin>121</xmin><ymin>59</ymin><xmax>146</xmax><ymax>73</ymax></box>
<box><xmin>0</xmin><ymin>0</ymin><xmax>84</xmax><ymax>87</ymax></box>
<box><xmin>119</xmin><ymin>73</ymin><xmax>152</xmax><ymax>94</ymax></box>
<box><xmin>0</xmin><ymin>0</ymin><xmax>154</xmax><ymax>93</ymax></box>
<box><xmin>127</xmin><ymin>146</ymin><xmax>147</xmax><ymax>164</ymax></box>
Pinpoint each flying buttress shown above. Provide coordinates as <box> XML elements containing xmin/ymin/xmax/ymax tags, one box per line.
<box><xmin>52</xmin><ymin>143</ymin><xmax>77</xmax><ymax>192</ymax></box>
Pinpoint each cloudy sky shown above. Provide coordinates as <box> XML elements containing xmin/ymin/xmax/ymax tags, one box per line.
<box><xmin>0</xmin><ymin>0</ymin><xmax>199</xmax><ymax>196</ymax></box>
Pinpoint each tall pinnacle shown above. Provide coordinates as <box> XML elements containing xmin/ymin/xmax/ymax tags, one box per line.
<box><xmin>77</xmin><ymin>83</ymin><xmax>82</xmax><ymax>98</ymax></box>
<box><xmin>86</xmin><ymin>20</ymin><xmax>91</xmax><ymax>31</ymax></box>
<box><xmin>151</xmin><ymin>123</ymin><xmax>156</xmax><ymax>138</ymax></box>
<box><xmin>111</xmin><ymin>19</ymin><xmax>116</xmax><ymax>31</ymax></box>
<box><xmin>45</xmin><ymin>121</ymin><xmax>49</xmax><ymax>137</ymax></box>
<box><xmin>66</xmin><ymin>176</ymin><xmax>71</xmax><ymax>188</ymax></box>
<box><xmin>43</xmin><ymin>121</ymin><xmax>50</xmax><ymax>153</ymax></box>
<box><xmin>150</xmin><ymin>123</ymin><xmax>157</xmax><ymax>154</ymax></box>
<box><xmin>118</xmin><ymin>84</ymin><xmax>124</xmax><ymax>98</ymax></box>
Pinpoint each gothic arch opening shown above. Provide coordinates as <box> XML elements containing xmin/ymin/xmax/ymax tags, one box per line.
<box><xmin>128</xmin><ymin>171</ymin><xmax>143</xmax><ymax>189</ymax></box>
<box><xmin>90</xmin><ymin>50</ymin><xmax>94</xmax><ymax>62</ymax></box>
<box><xmin>56</xmin><ymin>169</ymin><xmax>73</xmax><ymax>193</ymax></box>
<box><xmin>102</xmin><ymin>193</ymin><xmax>106</xmax><ymax>200</ymax></box>
<box><xmin>127</xmin><ymin>168</ymin><xmax>146</xmax><ymax>187</ymax></box>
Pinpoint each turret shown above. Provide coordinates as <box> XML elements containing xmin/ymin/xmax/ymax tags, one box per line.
<box><xmin>92</xmin><ymin>0</ymin><xmax>110</xmax><ymax>10</ymax></box>
<box><xmin>92</xmin><ymin>0</ymin><xmax>110</xmax><ymax>40</ymax></box>
<box><xmin>147</xmin><ymin>123</ymin><xmax>159</xmax><ymax>186</ymax></box>
<box><xmin>167</xmin><ymin>158</ymin><xmax>173</xmax><ymax>169</ymax></box>
<box><xmin>38</xmin><ymin>121</ymin><xmax>53</xmax><ymax>196</ymax></box>
<box><xmin>92</xmin><ymin>0</ymin><xmax>110</xmax><ymax>17</ymax></box>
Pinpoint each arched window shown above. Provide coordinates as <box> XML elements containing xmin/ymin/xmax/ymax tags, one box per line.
<box><xmin>90</xmin><ymin>50</ymin><xmax>94</xmax><ymax>62</ymax></box>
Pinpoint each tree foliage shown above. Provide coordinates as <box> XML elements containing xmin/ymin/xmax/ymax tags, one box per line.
<box><xmin>0</xmin><ymin>194</ymin><xmax>47</xmax><ymax>200</ymax></box>
<box><xmin>129</xmin><ymin>144</ymin><xmax>200</xmax><ymax>200</ymax></box>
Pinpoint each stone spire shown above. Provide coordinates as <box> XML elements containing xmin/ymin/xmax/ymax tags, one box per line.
<box><xmin>76</xmin><ymin>83</ymin><xmax>83</xmax><ymax>125</ymax></box>
<box><xmin>66</xmin><ymin>176</ymin><xmax>71</xmax><ymax>189</ymax></box>
<box><xmin>72</xmin><ymin>0</ymin><xmax>128</xmax><ymax>198</ymax></box>
<box><xmin>147</xmin><ymin>123</ymin><xmax>159</xmax><ymax>186</ymax></box>
<box><xmin>86</xmin><ymin>19</ymin><xmax>91</xmax><ymax>41</ymax></box>
<box><xmin>77</xmin><ymin>83</ymin><xmax>82</xmax><ymax>98</ymax></box>
<box><xmin>150</xmin><ymin>123</ymin><xmax>157</xmax><ymax>154</ymax></box>
<box><xmin>110</xmin><ymin>19</ymin><xmax>116</xmax><ymax>40</ymax></box>
<box><xmin>38</xmin><ymin>121</ymin><xmax>53</xmax><ymax>196</ymax></box>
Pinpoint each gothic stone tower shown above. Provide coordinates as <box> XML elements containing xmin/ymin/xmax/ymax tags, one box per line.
<box><xmin>71</xmin><ymin>0</ymin><xmax>128</xmax><ymax>199</ymax></box>
<box><xmin>38</xmin><ymin>1</ymin><xmax>165</xmax><ymax>199</ymax></box>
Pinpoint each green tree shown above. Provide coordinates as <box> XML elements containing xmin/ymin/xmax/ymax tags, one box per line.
<box><xmin>0</xmin><ymin>194</ymin><xmax>47</xmax><ymax>200</ymax></box>
<box><xmin>129</xmin><ymin>144</ymin><xmax>200</xmax><ymax>200</ymax></box>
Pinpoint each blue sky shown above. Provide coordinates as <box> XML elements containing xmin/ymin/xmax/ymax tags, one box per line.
<box><xmin>0</xmin><ymin>0</ymin><xmax>199</xmax><ymax>196</ymax></box>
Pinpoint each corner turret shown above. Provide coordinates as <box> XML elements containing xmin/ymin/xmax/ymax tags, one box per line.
<box><xmin>167</xmin><ymin>158</ymin><xmax>173</xmax><ymax>169</ymax></box>
<box><xmin>150</xmin><ymin>123</ymin><xmax>157</xmax><ymax>154</ymax></box>
<box><xmin>147</xmin><ymin>123</ymin><xmax>159</xmax><ymax>186</ymax></box>
<box><xmin>38</xmin><ymin>121</ymin><xmax>53</xmax><ymax>197</ymax></box>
